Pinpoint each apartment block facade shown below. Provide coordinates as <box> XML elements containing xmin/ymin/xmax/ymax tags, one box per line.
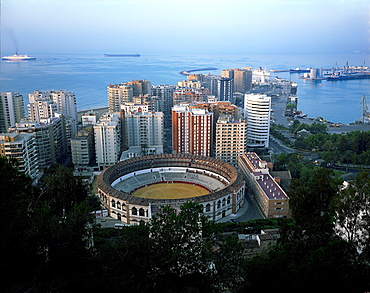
<box><xmin>71</xmin><ymin>126</ymin><xmax>95</xmax><ymax>171</ymax></box>
<box><xmin>0</xmin><ymin>132</ymin><xmax>41</xmax><ymax>180</ymax></box>
<box><xmin>8</xmin><ymin>117</ymin><xmax>67</xmax><ymax>170</ymax></box>
<box><xmin>0</xmin><ymin>92</ymin><xmax>25</xmax><ymax>133</ymax></box>
<box><xmin>172</xmin><ymin>105</ymin><xmax>213</xmax><ymax>157</ymax></box>
<box><xmin>173</xmin><ymin>88</ymin><xmax>207</xmax><ymax>105</ymax></box>
<box><xmin>222</xmin><ymin>68</ymin><xmax>252</xmax><ymax>93</ymax></box>
<box><xmin>94</xmin><ymin>113</ymin><xmax>122</xmax><ymax>170</ymax></box>
<box><xmin>107</xmin><ymin>84</ymin><xmax>134</xmax><ymax>112</ymax></box>
<box><xmin>215</xmin><ymin>116</ymin><xmax>247</xmax><ymax>167</ymax></box>
<box><xmin>238</xmin><ymin>152</ymin><xmax>290</xmax><ymax>218</ymax></box>
<box><xmin>124</xmin><ymin>110</ymin><xmax>164</xmax><ymax>154</ymax></box>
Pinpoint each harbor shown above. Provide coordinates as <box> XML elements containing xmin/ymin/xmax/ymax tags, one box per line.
<box><xmin>270</xmin><ymin>63</ymin><xmax>370</xmax><ymax>81</ymax></box>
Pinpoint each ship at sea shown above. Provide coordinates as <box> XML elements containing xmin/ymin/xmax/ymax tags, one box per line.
<box><xmin>2</xmin><ymin>52</ymin><xmax>36</xmax><ymax>61</ymax></box>
<box><xmin>104</xmin><ymin>53</ymin><xmax>140</xmax><ymax>57</ymax></box>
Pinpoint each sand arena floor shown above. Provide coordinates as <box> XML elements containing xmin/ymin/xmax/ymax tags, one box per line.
<box><xmin>131</xmin><ymin>182</ymin><xmax>209</xmax><ymax>199</ymax></box>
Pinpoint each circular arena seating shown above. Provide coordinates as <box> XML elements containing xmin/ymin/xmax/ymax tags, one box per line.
<box><xmin>97</xmin><ymin>153</ymin><xmax>245</xmax><ymax>224</ymax></box>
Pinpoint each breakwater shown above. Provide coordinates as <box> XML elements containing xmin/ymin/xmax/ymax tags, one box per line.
<box><xmin>180</xmin><ymin>67</ymin><xmax>218</xmax><ymax>75</ymax></box>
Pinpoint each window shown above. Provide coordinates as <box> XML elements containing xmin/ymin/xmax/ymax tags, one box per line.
<box><xmin>205</xmin><ymin>204</ymin><xmax>211</xmax><ymax>212</ymax></box>
<box><xmin>111</xmin><ymin>200</ymin><xmax>115</xmax><ymax>208</ymax></box>
<box><xmin>132</xmin><ymin>207</ymin><xmax>137</xmax><ymax>215</ymax></box>
<box><xmin>139</xmin><ymin>208</ymin><xmax>145</xmax><ymax>217</ymax></box>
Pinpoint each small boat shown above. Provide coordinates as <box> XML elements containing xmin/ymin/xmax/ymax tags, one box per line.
<box><xmin>2</xmin><ymin>52</ymin><xmax>36</xmax><ymax>61</ymax></box>
<box><xmin>104</xmin><ymin>53</ymin><xmax>140</xmax><ymax>57</ymax></box>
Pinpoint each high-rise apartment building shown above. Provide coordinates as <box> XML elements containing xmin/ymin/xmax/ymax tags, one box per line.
<box><xmin>222</xmin><ymin>68</ymin><xmax>252</xmax><ymax>93</ymax></box>
<box><xmin>216</xmin><ymin>77</ymin><xmax>234</xmax><ymax>102</ymax></box>
<box><xmin>215</xmin><ymin>116</ymin><xmax>247</xmax><ymax>167</ymax></box>
<box><xmin>71</xmin><ymin>126</ymin><xmax>95</xmax><ymax>171</ymax></box>
<box><xmin>107</xmin><ymin>84</ymin><xmax>134</xmax><ymax>112</ymax></box>
<box><xmin>27</xmin><ymin>90</ymin><xmax>77</xmax><ymax>144</ymax></box>
<box><xmin>172</xmin><ymin>105</ymin><xmax>213</xmax><ymax>157</ymax></box>
<box><xmin>129</xmin><ymin>80</ymin><xmax>152</xmax><ymax>96</ymax></box>
<box><xmin>187</xmin><ymin>74</ymin><xmax>219</xmax><ymax>97</ymax></box>
<box><xmin>125</xmin><ymin>110</ymin><xmax>164</xmax><ymax>154</ymax></box>
<box><xmin>190</xmin><ymin>99</ymin><xmax>238</xmax><ymax>122</ymax></box>
<box><xmin>120</xmin><ymin>103</ymin><xmax>150</xmax><ymax>114</ymax></box>
<box><xmin>173</xmin><ymin>88</ymin><xmax>207</xmax><ymax>105</ymax></box>
<box><xmin>81</xmin><ymin>111</ymin><xmax>98</xmax><ymax>127</ymax></box>
<box><xmin>177</xmin><ymin>79</ymin><xmax>202</xmax><ymax>89</ymax></box>
<box><xmin>28</xmin><ymin>90</ymin><xmax>77</xmax><ymax>121</ymax></box>
<box><xmin>28</xmin><ymin>91</ymin><xmax>57</xmax><ymax>121</ymax></box>
<box><xmin>0</xmin><ymin>92</ymin><xmax>25</xmax><ymax>133</ymax></box>
<box><xmin>108</xmin><ymin>80</ymin><xmax>151</xmax><ymax>112</ymax></box>
<box><xmin>94</xmin><ymin>113</ymin><xmax>122</xmax><ymax>170</ymax></box>
<box><xmin>50</xmin><ymin>90</ymin><xmax>77</xmax><ymax>122</ymax></box>
<box><xmin>244</xmin><ymin>93</ymin><xmax>271</xmax><ymax>148</ymax></box>
<box><xmin>0</xmin><ymin>132</ymin><xmax>41</xmax><ymax>180</ymax></box>
<box><xmin>9</xmin><ymin>117</ymin><xmax>67</xmax><ymax>169</ymax></box>
<box><xmin>151</xmin><ymin>85</ymin><xmax>176</xmax><ymax>128</ymax></box>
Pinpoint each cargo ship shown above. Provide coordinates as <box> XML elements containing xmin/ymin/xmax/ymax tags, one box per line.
<box><xmin>326</xmin><ymin>72</ymin><xmax>370</xmax><ymax>81</ymax></box>
<box><xmin>104</xmin><ymin>53</ymin><xmax>140</xmax><ymax>57</ymax></box>
<box><xmin>2</xmin><ymin>52</ymin><xmax>36</xmax><ymax>60</ymax></box>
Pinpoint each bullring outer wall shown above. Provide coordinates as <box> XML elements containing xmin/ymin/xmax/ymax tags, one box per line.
<box><xmin>97</xmin><ymin>153</ymin><xmax>245</xmax><ymax>224</ymax></box>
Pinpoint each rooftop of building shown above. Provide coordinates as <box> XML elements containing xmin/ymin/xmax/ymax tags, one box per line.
<box><xmin>0</xmin><ymin>131</ymin><xmax>33</xmax><ymax>142</ymax></box>
<box><xmin>253</xmin><ymin>172</ymin><xmax>288</xmax><ymax>200</ymax></box>
<box><xmin>242</xmin><ymin>152</ymin><xmax>268</xmax><ymax>172</ymax></box>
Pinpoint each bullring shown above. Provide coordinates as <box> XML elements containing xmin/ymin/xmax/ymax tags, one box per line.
<box><xmin>97</xmin><ymin>153</ymin><xmax>245</xmax><ymax>224</ymax></box>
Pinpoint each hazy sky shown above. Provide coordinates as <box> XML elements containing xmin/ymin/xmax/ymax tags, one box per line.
<box><xmin>1</xmin><ymin>0</ymin><xmax>369</xmax><ymax>55</ymax></box>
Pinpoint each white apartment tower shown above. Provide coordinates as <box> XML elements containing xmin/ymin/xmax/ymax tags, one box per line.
<box><xmin>0</xmin><ymin>132</ymin><xmax>41</xmax><ymax>180</ymax></box>
<box><xmin>172</xmin><ymin>105</ymin><xmax>213</xmax><ymax>157</ymax></box>
<box><xmin>28</xmin><ymin>90</ymin><xmax>77</xmax><ymax>121</ymax></box>
<box><xmin>215</xmin><ymin>116</ymin><xmax>247</xmax><ymax>167</ymax></box>
<box><xmin>125</xmin><ymin>110</ymin><xmax>164</xmax><ymax>153</ymax></box>
<box><xmin>94</xmin><ymin>113</ymin><xmax>122</xmax><ymax>170</ymax></box>
<box><xmin>27</xmin><ymin>90</ymin><xmax>77</xmax><ymax>140</ymax></box>
<box><xmin>244</xmin><ymin>93</ymin><xmax>271</xmax><ymax>148</ymax></box>
<box><xmin>0</xmin><ymin>92</ymin><xmax>25</xmax><ymax>133</ymax></box>
<box><xmin>8</xmin><ymin>116</ymin><xmax>67</xmax><ymax>170</ymax></box>
<box><xmin>49</xmin><ymin>90</ymin><xmax>77</xmax><ymax>121</ymax></box>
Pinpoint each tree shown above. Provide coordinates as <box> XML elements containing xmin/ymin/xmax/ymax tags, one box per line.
<box><xmin>39</xmin><ymin>164</ymin><xmax>88</xmax><ymax>217</ymax></box>
<box><xmin>0</xmin><ymin>157</ymin><xmax>40</xmax><ymax>290</ymax></box>
<box><xmin>289</xmin><ymin>168</ymin><xmax>342</xmax><ymax>241</ymax></box>
<box><xmin>333</xmin><ymin>172</ymin><xmax>370</xmax><ymax>254</ymax></box>
<box><xmin>148</xmin><ymin>202</ymin><xmax>215</xmax><ymax>291</ymax></box>
<box><xmin>26</xmin><ymin>165</ymin><xmax>96</xmax><ymax>291</ymax></box>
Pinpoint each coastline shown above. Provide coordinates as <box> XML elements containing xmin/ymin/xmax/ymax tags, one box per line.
<box><xmin>271</xmin><ymin>92</ymin><xmax>370</xmax><ymax>134</ymax></box>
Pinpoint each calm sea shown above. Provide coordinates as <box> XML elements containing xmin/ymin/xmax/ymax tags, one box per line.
<box><xmin>1</xmin><ymin>52</ymin><xmax>369</xmax><ymax>124</ymax></box>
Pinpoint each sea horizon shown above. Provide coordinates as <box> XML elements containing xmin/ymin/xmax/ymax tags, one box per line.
<box><xmin>1</xmin><ymin>51</ymin><xmax>369</xmax><ymax>124</ymax></box>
